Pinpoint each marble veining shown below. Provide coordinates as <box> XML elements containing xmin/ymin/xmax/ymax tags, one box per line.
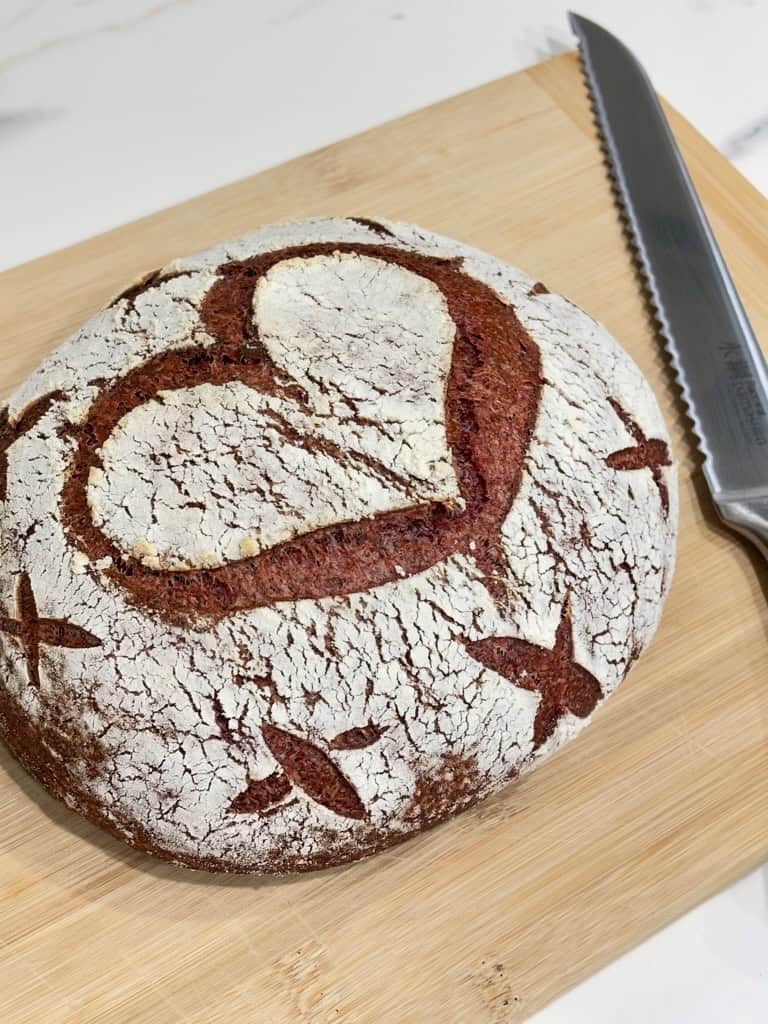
<box><xmin>723</xmin><ymin>114</ymin><xmax>768</xmax><ymax>158</ymax></box>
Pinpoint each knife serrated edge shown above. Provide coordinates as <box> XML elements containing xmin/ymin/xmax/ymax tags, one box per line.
<box><xmin>572</xmin><ymin>15</ymin><xmax>768</xmax><ymax>554</ymax></box>
<box><xmin>571</xmin><ymin>32</ymin><xmax>718</xmax><ymax>482</ymax></box>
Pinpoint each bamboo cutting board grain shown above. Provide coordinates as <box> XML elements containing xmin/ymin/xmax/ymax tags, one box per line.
<box><xmin>1</xmin><ymin>53</ymin><xmax>767</xmax><ymax>1023</ymax></box>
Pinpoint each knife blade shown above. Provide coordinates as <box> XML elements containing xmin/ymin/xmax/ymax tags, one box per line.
<box><xmin>569</xmin><ymin>12</ymin><xmax>768</xmax><ymax>557</ymax></box>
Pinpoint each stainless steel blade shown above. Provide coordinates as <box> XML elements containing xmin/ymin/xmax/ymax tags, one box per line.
<box><xmin>570</xmin><ymin>12</ymin><xmax>768</xmax><ymax>554</ymax></box>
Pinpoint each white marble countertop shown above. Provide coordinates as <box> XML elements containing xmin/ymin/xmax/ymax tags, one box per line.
<box><xmin>1</xmin><ymin>0</ymin><xmax>767</xmax><ymax>1019</ymax></box>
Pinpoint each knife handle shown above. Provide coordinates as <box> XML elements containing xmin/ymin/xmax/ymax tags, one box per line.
<box><xmin>715</xmin><ymin>496</ymin><xmax>768</xmax><ymax>561</ymax></box>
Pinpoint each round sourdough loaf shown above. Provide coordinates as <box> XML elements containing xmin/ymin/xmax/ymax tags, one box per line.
<box><xmin>0</xmin><ymin>217</ymin><xmax>676</xmax><ymax>873</ymax></box>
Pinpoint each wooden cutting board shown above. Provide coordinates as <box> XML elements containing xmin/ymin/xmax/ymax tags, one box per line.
<box><xmin>1</xmin><ymin>53</ymin><xmax>766</xmax><ymax>1024</ymax></box>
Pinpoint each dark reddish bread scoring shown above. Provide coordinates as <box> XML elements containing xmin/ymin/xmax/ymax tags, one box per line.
<box><xmin>61</xmin><ymin>243</ymin><xmax>541</xmax><ymax>619</ymax></box>
<box><xmin>0</xmin><ymin>217</ymin><xmax>676</xmax><ymax>873</ymax></box>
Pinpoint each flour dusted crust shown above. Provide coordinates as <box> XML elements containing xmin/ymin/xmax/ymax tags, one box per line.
<box><xmin>0</xmin><ymin>218</ymin><xmax>677</xmax><ymax>873</ymax></box>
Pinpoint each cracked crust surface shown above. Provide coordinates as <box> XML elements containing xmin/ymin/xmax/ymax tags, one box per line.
<box><xmin>0</xmin><ymin>217</ymin><xmax>677</xmax><ymax>873</ymax></box>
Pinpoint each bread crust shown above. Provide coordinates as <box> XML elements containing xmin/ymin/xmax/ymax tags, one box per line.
<box><xmin>0</xmin><ymin>218</ymin><xmax>676</xmax><ymax>873</ymax></box>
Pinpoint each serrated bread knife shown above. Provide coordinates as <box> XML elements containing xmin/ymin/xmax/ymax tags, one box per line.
<box><xmin>570</xmin><ymin>12</ymin><xmax>768</xmax><ymax>557</ymax></box>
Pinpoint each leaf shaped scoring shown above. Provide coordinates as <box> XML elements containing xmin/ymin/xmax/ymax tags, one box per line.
<box><xmin>262</xmin><ymin>724</ymin><xmax>367</xmax><ymax>820</ymax></box>
<box><xmin>605</xmin><ymin>397</ymin><xmax>671</xmax><ymax>514</ymax></box>
<box><xmin>0</xmin><ymin>572</ymin><xmax>101</xmax><ymax>689</ymax></box>
<box><xmin>329</xmin><ymin>722</ymin><xmax>384</xmax><ymax>750</ymax></box>
<box><xmin>37</xmin><ymin>619</ymin><xmax>101</xmax><ymax>649</ymax></box>
<box><xmin>463</xmin><ymin>601</ymin><xmax>603</xmax><ymax>750</ymax></box>
<box><xmin>229</xmin><ymin>770</ymin><xmax>291</xmax><ymax>814</ymax></box>
<box><xmin>17</xmin><ymin>571</ymin><xmax>37</xmax><ymax>622</ymax></box>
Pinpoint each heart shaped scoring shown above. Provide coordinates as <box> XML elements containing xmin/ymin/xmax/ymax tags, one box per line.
<box><xmin>61</xmin><ymin>242</ymin><xmax>543</xmax><ymax>620</ymax></box>
<box><xmin>87</xmin><ymin>255</ymin><xmax>462</xmax><ymax>572</ymax></box>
